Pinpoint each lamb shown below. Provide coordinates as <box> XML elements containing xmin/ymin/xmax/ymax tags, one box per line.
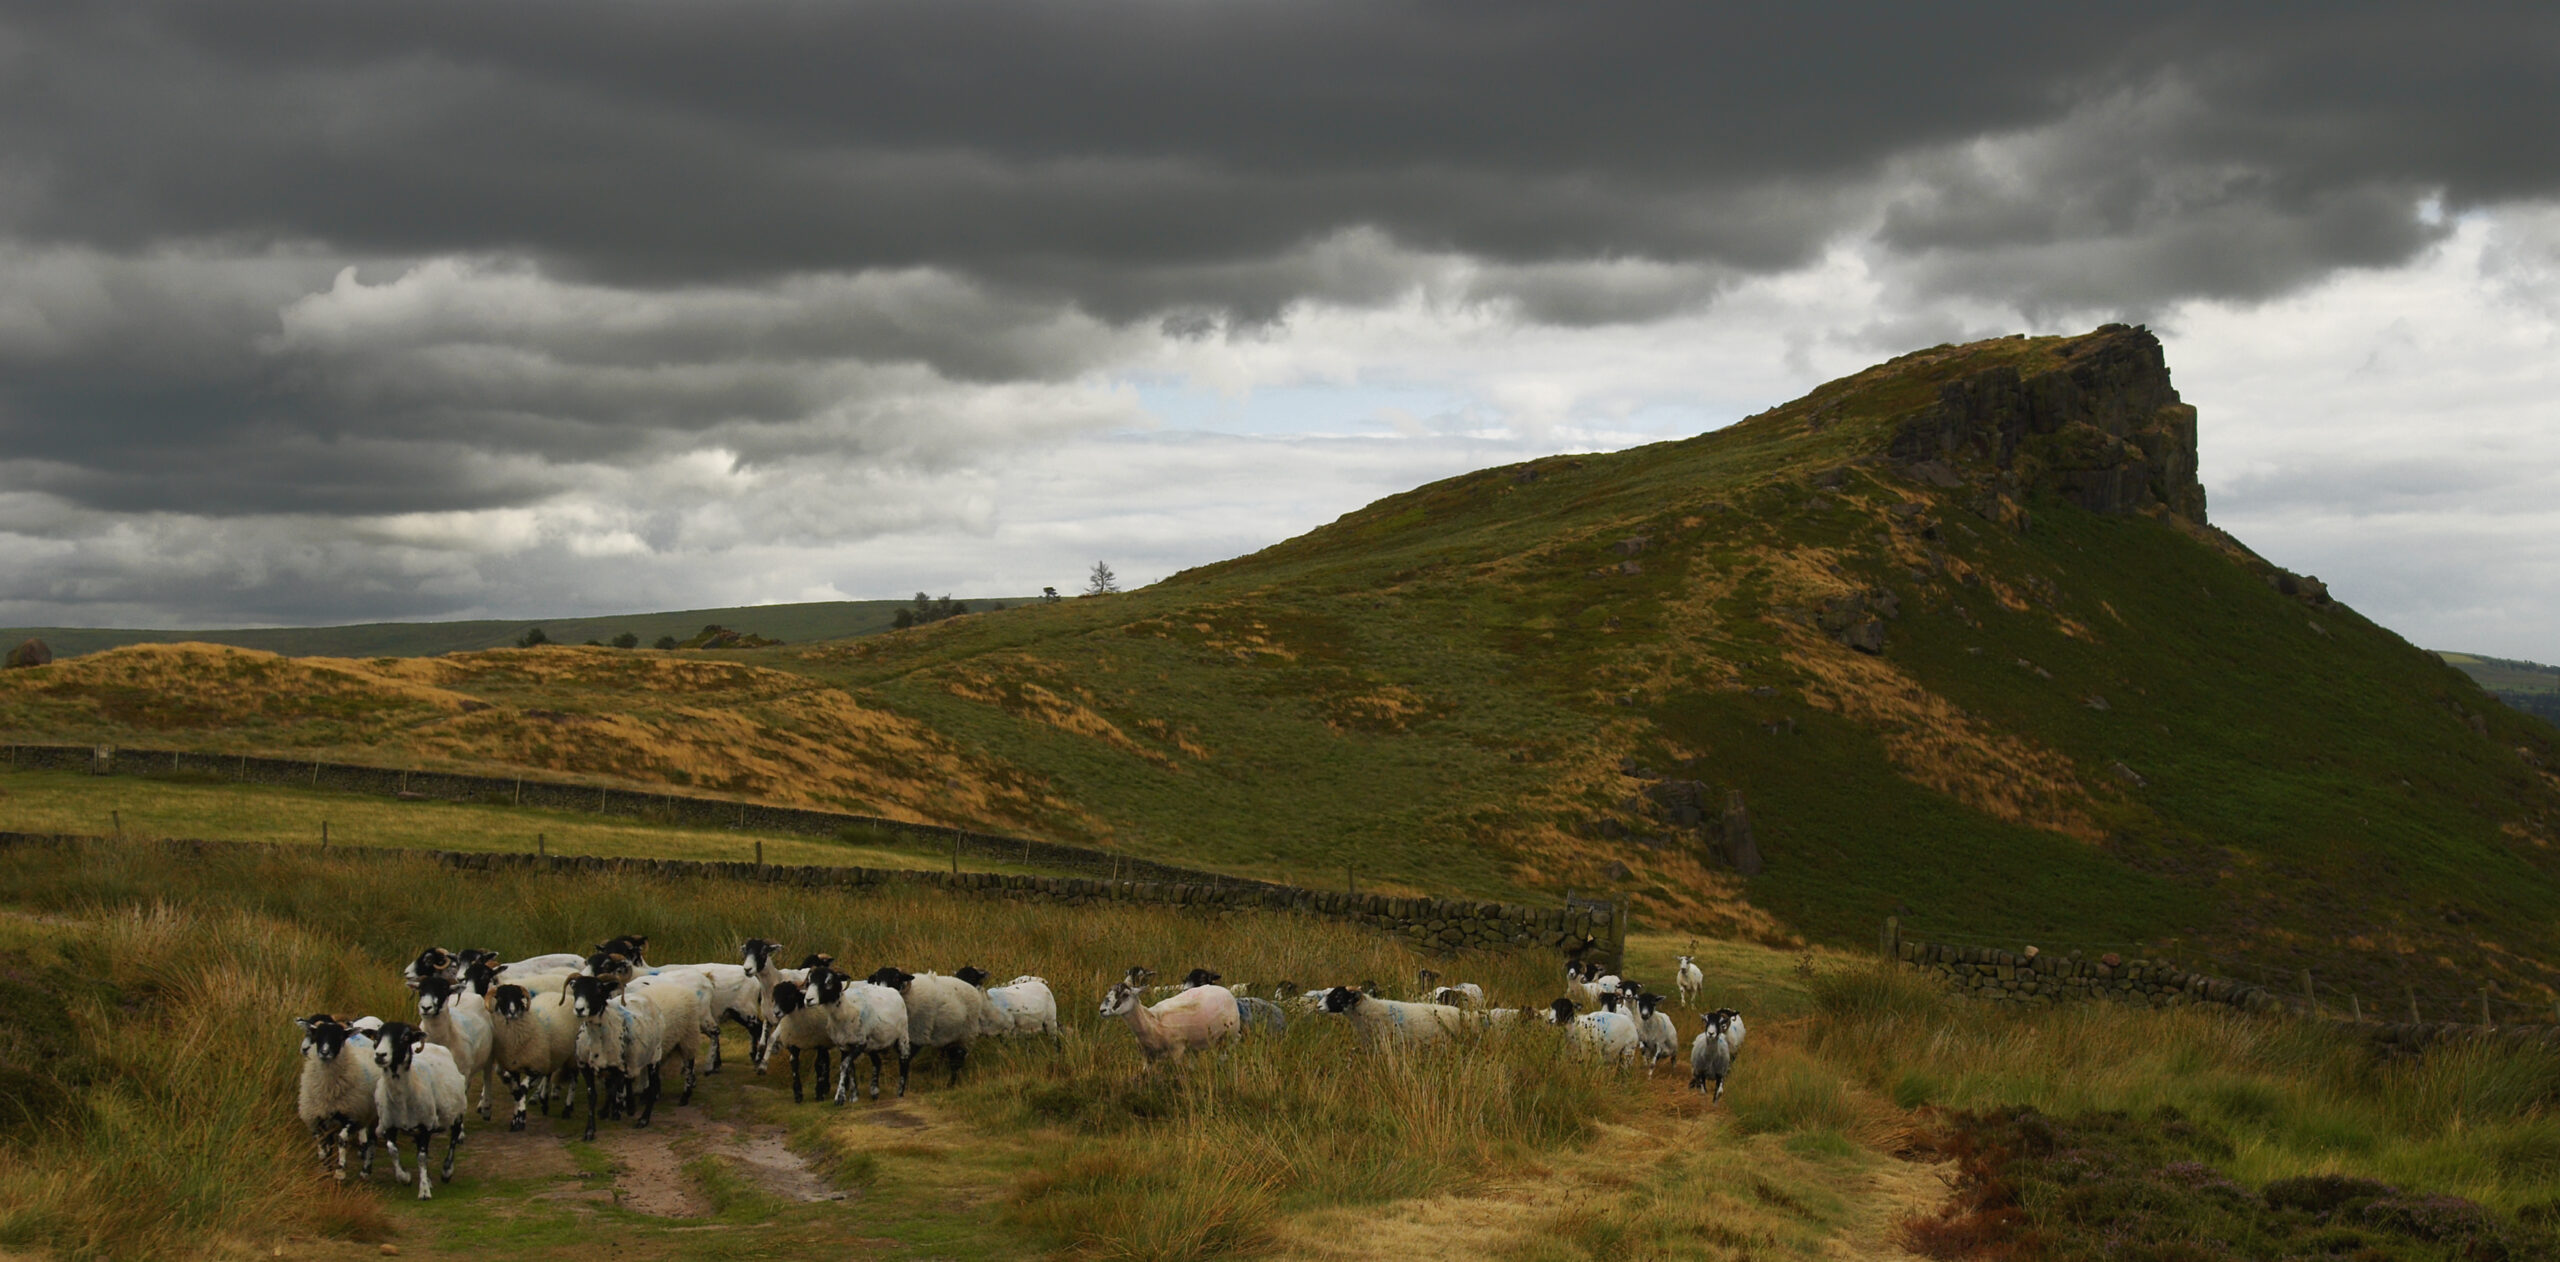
<box><xmin>488</xmin><ymin>983</ymin><xmax>581</xmax><ymax>1131</ymax></box>
<box><xmin>414</xmin><ymin>973</ymin><xmax>498</xmax><ymax>1122</ymax></box>
<box><xmin>1675</xmin><ymin>947</ymin><xmax>1705</xmax><ymax>1009</ymax></box>
<box><xmin>740</xmin><ymin>938</ymin><xmax>809</xmax><ymax>1066</ymax></box>
<box><xmin>295</xmin><ymin>1014</ymin><xmax>379</xmax><ymax>1183</ymax></box>
<box><xmin>1689</xmin><ymin>1009</ymin><xmax>1739</xmax><ymax>1101</ymax></box>
<box><xmin>1633</xmin><ymin>993</ymin><xmax>1680</xmax><ymax>1075</ymax></box>
<box><xmin>370</xmin><ymin>1022</ymin><xmax>467</xmax><ymax>1199</ymax></box>
<box><xmin>1319</xmin><ymin>986</ymin><xmax>1469</xmax><ymax>1046</ymax></box>
<box><xmin>956</xmin><ymin>966</ymin><xmax>1061</xmax><ymax>1047</ymax></box>
<box><xmin>1098</xmin><ymin>979</ymin><xmax>1240</xmax><ymax>1063</ymax></box>
<box><xmin>868</xmin><ymin>967</ymin><xmax>996</xmax><ymax>1089</ymax></box>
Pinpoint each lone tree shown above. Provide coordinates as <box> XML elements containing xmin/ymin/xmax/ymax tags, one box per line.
<box><xmin>517</xmin><ymin>626</ymin><xmax>549</xmax><ymax>648</ymax></box>
<box><xmin>610</xmin><ymin>631</ymin><xmax>639</xmax><ymax>649</ymax></box>
<box><xmin>653</xmin><ymin>634</ymin><xmax>678</xmax><ymax>650</ymax></box>
<box><xmin>1041</xmin><ymin>586</ymin><xmax>1060</xmax><ymax>602</ymax></box>
<box><xmin>1085</xmin><ymin>561</ymin><xmax>1120</xmax><ymax>596</ymax></box>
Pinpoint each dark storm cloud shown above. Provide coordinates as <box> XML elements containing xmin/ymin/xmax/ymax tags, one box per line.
<box><xmin>3</xmin><ymin>1</ymin><xmax>2558</xmax><ymax>628</ymax></box>
<box><xmin>5</xmin><ymin>2</ymin><xmax>2550</xmax><ymax>311</ymax></box>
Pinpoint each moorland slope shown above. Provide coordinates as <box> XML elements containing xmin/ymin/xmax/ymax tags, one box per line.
<box><xmin>6</xmin><ymin>327</ymin><xmax>2554</xmax><ymax>1004</ymax></box>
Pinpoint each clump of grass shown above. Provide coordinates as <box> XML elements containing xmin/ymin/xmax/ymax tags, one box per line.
<box><xmin>0</xmin><ymin>837</ymin><xmax>1593</xmax><ymax>1259</ymax></box>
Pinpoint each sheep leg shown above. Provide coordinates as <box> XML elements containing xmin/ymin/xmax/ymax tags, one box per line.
<box><xmin>830</xmin><ymin>1047</ymin><xmax>850</xmax><ymax>1106</ymax></box>
<box><xmin>706</xmin><ymin>1021</ymin><xmax>724</xmax><ymax>1073</ymax></box>
<box><xmin>504</xmin><ymin>1070</ymin><xmax>529</xmax><ymax>1132</ymax></box>
<box><xmin>866</xmin><ymin>1049</ymin><xmax>886</xmax><ymax>1100</ymax></box>
<box><xmin>944</xmin><ymin>1043</ymin><xmax>968</xmax><ymax>1088</ymax></box>
<box><xmin>356</xmin><ymin>1123</ymin><xmax>376</xmax><ymax>1180</ymax></box>
<box><xmin>442</xmin><ymin>1118</ymin><xmax>462</xmax><ymax>1182</ymax></box>
<box><xmin>679</xmin><ymin>1053</ymin><xmax>697</xmax><ymax>1106</ymax></box>
<box><xmin>812</xmin><ymin>1048</ymin><xmax>831</xmax><ymax>1100</ymax></box>
<box><xmin>896</xmin><ymin>1048</ymin><xmax>912</xmax><ymax>1097</ymax></box>
<box><xmin>788</xmin><ymin>1047</ymin><xmax>805</xmax><ymax>1104</ymax></box>
<box><xmin>633</xmin><ymin>1065</ymin><xmax>661</xmax><ymax>1129</ymax></box>
<box><xmin>412</xmin><ymin>1128</ymin><xmax>433</xmax><ymax>1200</ymax></box>
<box><xmin>310</xmin><ymin>1117</ymin><xmax>334</xmax><ymax>1165</ymax></box>
<box><xmin>581</xmin><ymin>1066</ymin><xmax>601</xmax><ymax>1142</ymax></box>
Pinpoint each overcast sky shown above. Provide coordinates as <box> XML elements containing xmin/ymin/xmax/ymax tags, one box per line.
<box><xmin>1</xmin><ymin>2</ymin><xmax>2555</xmax><ymax>659</ymax></box>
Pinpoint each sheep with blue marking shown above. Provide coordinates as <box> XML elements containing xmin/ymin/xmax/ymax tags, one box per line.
<box><xmin>370</xmin><ymin>1021</ymin><xmax>467</xmax><ymax>1199</ymax></box>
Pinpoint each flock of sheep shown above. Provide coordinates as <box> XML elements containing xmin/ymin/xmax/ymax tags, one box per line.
<box><xmin>294</xmin><ymin>935</ymin><xmax>1746</xmax><ymax>1200</ymax></box>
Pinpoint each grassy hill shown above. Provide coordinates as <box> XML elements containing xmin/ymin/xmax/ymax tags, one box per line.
<box><xmin>2443</xmin><ymin>651</ymin><xmax>2560</xmax><ymax>729</ymax></box>
<box><xmin>4</xmin><ymin>326</ymin><xmax>2554</xmax><ymax>1008</ymax></box>
<box><xmin>0</xmin><ymin>596</ymin><xmax>1036</xmax><ymax>660</ymax></box>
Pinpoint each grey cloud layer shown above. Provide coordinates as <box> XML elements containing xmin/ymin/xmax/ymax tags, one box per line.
<box><xmin>7</xmin><ymin>3</ymin><xmax>2554</xmax><ymax>309</ymax></box>
<box><xmin>3</xmin><ymin>2</ymin><xmax>2557</xmax><ymax>629</ymax></box>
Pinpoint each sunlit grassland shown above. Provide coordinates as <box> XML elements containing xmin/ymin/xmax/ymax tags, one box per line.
<box><xmin>6</xmin><ymin>832</ymin><xmax>2549</xmax><ymax>1262</ymax></box>
<box><xmin>0</xmin><ymin>767</ymin><xmax>1067</xmax><ymax>877</ymax></box>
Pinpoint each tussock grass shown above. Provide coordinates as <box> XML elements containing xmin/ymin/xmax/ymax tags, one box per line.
<box><xmin>0</xmin><ymin>838</ymin><xmax>1601</xmax><ymax>1259</ymax></box>
<box><xmin>1800</xmin><ymin>965</ymin><xmax>2560</xmax><ymax>1214</ymax></box>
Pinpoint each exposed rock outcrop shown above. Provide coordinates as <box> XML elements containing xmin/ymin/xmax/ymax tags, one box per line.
<box><xmin>1888</xmin><ymin>325</ymin><xmax>2207</xmax><ymax>524</ymax></box>
<box><xmin>5</xmin><ymin>638</ymin><xmax>51</xmax><ymax>669</ymax></box>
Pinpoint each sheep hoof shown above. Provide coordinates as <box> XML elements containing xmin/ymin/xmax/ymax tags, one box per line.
<box><xmin>509</xmin><ymin>1119</ymin><xmax>525</xmax><ymax>1133</ymax></box>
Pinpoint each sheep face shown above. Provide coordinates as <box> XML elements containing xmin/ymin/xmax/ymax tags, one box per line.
<box><xmin>415</xmin><ymin>974</ymin><xmax>465</xmax><ymax>1018</ymax></box>
<box><xmin>462</xmin><ymin>959</ymin><xmax>505</xmax><ymax>995</ymax></box>
<box><xmin>865</xmin><ymin>966</ymin><xmax>914</xmax><ymax>992</ymax></box>
<box><xmin>1273</xmin><ymin>980</ymin><xmax>1298</xmax><ymax>999</ymax></box>
<box><xmin>1098</xmin><ymin>982</ymin><xmax>1143</xmax><ymax>1018</ymax></box>
<box><xmin>770</xmin><ymin>981</ymin><xmax>809</xmax><ymax>1018</ymax></box>
<box><xmin>812</xmin><ymin>970</ymin><xmax>851</xmax><ymax>1006</ymax></box>
<box><xmin>955</xmin><ymin>965</ymin><xmax>990</xmax><ymax>987</ymax></box>
<box><xmin>1635</xmin><ymin>993</ymin><xmax>1663</xmax><ymax>1018</ymax></box>
<box><xmin>1319</xmin><ymin>986</ymin><xmax>1364</xmax><ymax>1014</ymax></box>
<box><xmin>1547</xmin><ymin>998</ymin><xmax>1578</xmax><ymax>1025</ymax></box>
<box><xmin>741</xmin><ymin>938</ymin><xmax>781</xmax><ymax>972</ymax></box>
<box><xmin>405</xmin><ymin>946</ymin><xmax>455</xmax><ymax>984</ymax></box>
<box><xmin>456</xmin><ymin>948</ymin><xmax>499</xmax><ymax>972</ymax></box>
<box><xmin>373</xmin><ymin>1023</ymin><xmax>429</xmax><ymax>1076</ymax></box>
<box><xmin>594</xmin><ymin>935</ymin><xmax>649</xmax><ymax>964</ymax></box>
<box><xmin>297</xmin><ymin>1014</ymin><xmax>356</xmax><ymax>1061</ymax></box>
<box><xmin>489</xmin><ymin>985</ymin><xmax>533</xmax><ymax>1019</ymax></box>
<box><xmin>566</xmin><ymin>974</ymin><xmax>622</xmax><ymax>1018</ymax></box>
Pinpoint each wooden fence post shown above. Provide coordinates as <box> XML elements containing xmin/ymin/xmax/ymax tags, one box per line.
<box><xmin>2481</xmin><ymin>988</ymin><xmax>2494</xmax><ymax>1029</ymax></box>
<box><xmin>753</xmin><ymin>839</ymin><xmax>761</xmax><ymax>870</ymax></box>
<box><xmin>1880</xmin><ymin>916</ymin><xmax>1900</xmax><ymax>963</ymax></box>
<box><xmin>321</xmin><ymin>820</ymin><xmax>329</xmax><ymax>849</ymax></box>
<box><xmin>2298</xmin><ymin>968</ymin><xmax>2317</xmax><ymax>1015</ymax></box>
<box><xmin>538</xmin><ymin>833</ymin><xmax>546</xmax><ymax>857</ymax></box>
<box><xmin>2407</xmin><ymin>985</ymin><xmax>2422</xmax><ymax>1025</ymax></box>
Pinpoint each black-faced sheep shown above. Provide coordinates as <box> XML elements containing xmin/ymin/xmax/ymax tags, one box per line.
<box><xmin>370</xmin><ymin>1022</ymin><xmax>467</xmax><ymax>1199</ymax></box>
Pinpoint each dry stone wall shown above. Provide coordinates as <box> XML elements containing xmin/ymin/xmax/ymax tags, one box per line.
<box><xmin>0</xmin><ymin>830</ymin><xmax>1614</xmax><ymax>960</ymax></box>
<box><xmin>1897</xmin><ymin>937</ymin><xmax>2287</xmax><ymax>1014</ymax></box>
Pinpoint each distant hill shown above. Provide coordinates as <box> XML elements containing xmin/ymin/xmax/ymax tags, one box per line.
<box><xmin>6</xmin><ymin>326</ymin><xmax>2554</xmax><ymax>1009</ymax></box>
<box><xmin>0</xmin><ymin>597</ymin><xmax>1037</xmax><ymax>660</ymax></box>
<box><xmin>2440</xmin><ymin>650</ymin><xmax>2560</xmax><ymax>727</ymax></box>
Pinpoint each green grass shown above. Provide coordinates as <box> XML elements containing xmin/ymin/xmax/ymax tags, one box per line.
<box><xmin>6</xmin><ymin>843</ymin><xmax>2553</xmax><ymax>1260</ymax></box>
<box><xmin>2</xmin><ymin>327</ymin><xmax>2554</xmax><ymax>1007</ymax></box>
<box><xmin>0</xmin><ymin>767</ymin><xmax>1067</xmax><ymax>877</ymax></box>
<box><xmin>2441</xmin><ymin>651</ymin><xmax>2560</xmax><ymax>697</ymax></box>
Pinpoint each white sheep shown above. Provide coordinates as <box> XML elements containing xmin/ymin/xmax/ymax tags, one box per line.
<box><xmin>956</xmin><ymin>966</ymin><xmax>1062</xmax><ymax>1047</ymax></box>
<box><xmin>370</xmin><ymin>1022</ymin><xmax>467</xmax><ymax>1200</ymax></box>
<box><xmin>741</xmin><ymin>939</ymin><xmax>817</xmax><ymax>1067</ymax></box>
<box><xmin>761</xmin><ymin>975</ymin><xmax>844</xmax><ymax>1105</ymax></box>
<box><xmin>1320</xmin><ymin>986</ymin><xmax>1469</xmax><ymax>1046</ymax></box>
<box><xmin>867</xmin><ymin>967</ymin><xmax>996</xmax><ymax>1089</ymax></box>
<box><xmin>414</xmin><ymin>973</ymin><xmax>498</xmax><ymax>1122</ymax></box>
<box><xmin>646</xmin><ymin>961</ymin><xmax>764</xmax><ymax>1073</ymax></box>
<box><xmin>766</xmin><ymin>969</ymin><xmax>913</xmax><ymax>1102</ymax></box>
<box><xmin>1549</xmin><ymin>996</ymin><xmax>1640</xmax><ymax>1067</ymax></box>
<box><xmin>488</xmin><ymin>982</ymin><xmax>581</xmax><ymax>1131</ymax></box>
<box><xmin>1099</xmin><ymin>979</ymin><xmax>1240</xmax><ymax>1063</ymax></box>
<box><xmin>295</xmin><ymin>1014</ymin><xmax>379</xmax><ymax>1183</ymax></box>
<box><xmin>625</xmin><ymin>969</ymin><xmax>713</xmax><ymax>1106</ymax></box>
<box><xmin>1633</xmin><ymin>992</ymin><xmax>1680</xmax><ymax>1075</ymax></box>
<box><xmin>1675</xmin><ymin>948</ymin><xmax>1705</xmax><ymax>1009</ymax></box>
<box><xmin>1689</xmin><ymin>1009</ymin><xmax>1739</xmax><ymax>1101</ymax></box>
<box><xmin>1430</xmin><ymin>983</ymin><xmax>1486</xmax><ymax>1009</ymax></box>
<box><xmin>565</xmin><ymin>972</ymin><xmax>695</xmax><ymax>1138</ymax></box>
<box><xmin>1704</xmin><ymin>1006</ymin><xmax>1746</xmax><ymax>1055</ymax></box>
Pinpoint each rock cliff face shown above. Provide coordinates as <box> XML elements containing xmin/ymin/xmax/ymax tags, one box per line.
<box><xmin>1886</xmin><ymin>324</ymin><xmax>2206</xmax><ymax>525</ymax></box>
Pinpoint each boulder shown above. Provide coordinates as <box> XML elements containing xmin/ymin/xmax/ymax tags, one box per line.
<box><xmin>4</xmin><ymin>638</ymin><xmax>51</xmax><ymax>669</ymax></box>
